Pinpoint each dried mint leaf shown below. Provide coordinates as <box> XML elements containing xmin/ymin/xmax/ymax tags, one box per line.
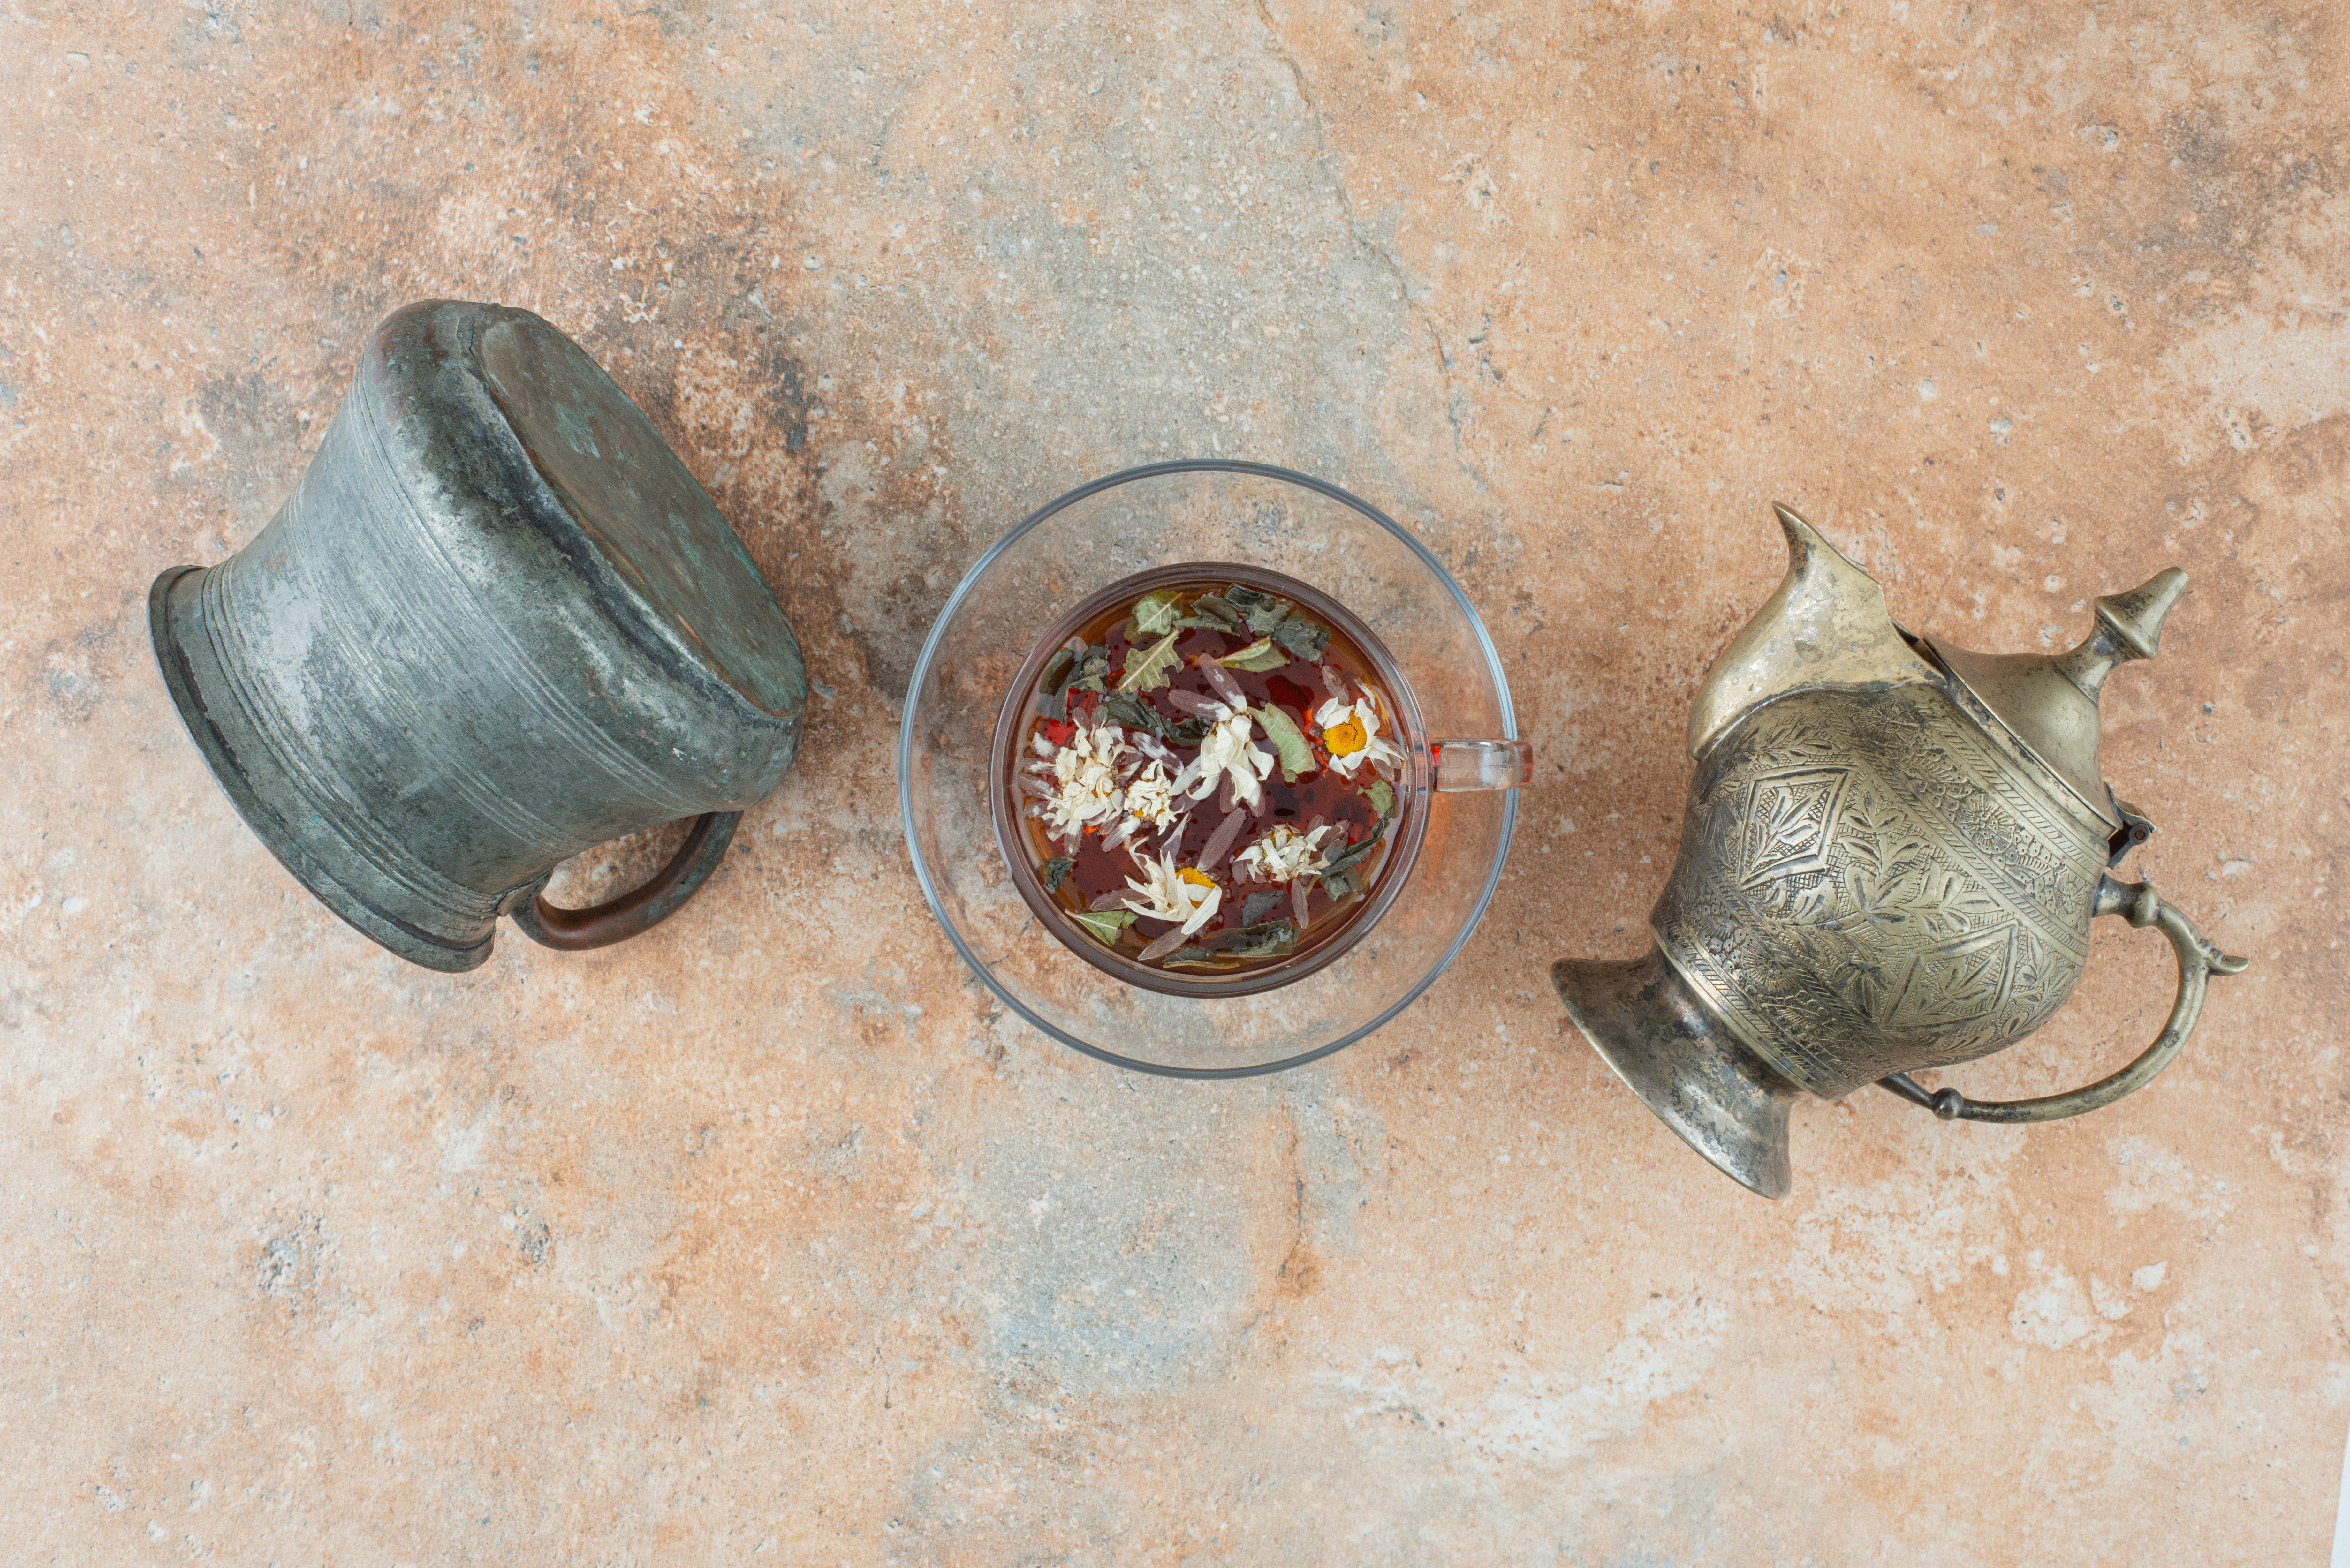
<box><xmin>1117</xmin><ymin>630</ymin><xmax>1182</xmax><ymax>693</ymax></box>
<box><xmin>1068</xmin><ymin>908</ymin><xmax>1136</xmax><ymax>946</ymax></box>
<box><xmin>1220</xmin><ymin>918</ymin><xmax>1299</xmax><ymax>959</ymax></box>
<box><xmin>1066</xmin><ymin>644</ymin><xmax>1111</xmax><ymax>696</ymax></box>
<box><xmin>1323</xmin><ymin>801</ymin><xmax>1401</xmax><ymax>896</ymax></box>
<box><xmin>1131</xmin><ymin>589</ymin><xmax>1183</xmax><ymax>638</ymax></box>
<box><xmin>1318</xmin><ymin>818</ymin><xmax>1389</xmax><ymax>882</ymax></box>
<box><xmin>1251</xmin><ymin>702</ymin><xmax>1313</xmax><ymax>784</ymax></box>
<box><xmin>1041</xmin><ymin>857</ymin><xmax>1075</xmax><ymax>893</ymax></box>
<box><xmin>1270</xmin><ymin>617</ymin><xmax>1329</xmax><ymax>660</ymax></box>
<box><xmin>1164</xmin><ymin>917</ymin><xmax>1299</xmax><ymax>967</ymax></box>
<box><xmin>1166</xmin><ymin>715</ymin><xmax>1211</xmax><ymax>747</ymax></box>
<box><xmin>1037</xmin><ymin>646</ymin><xmax>1077</xmax><ymax>719</ymax></box>
<box><xmin>1102</xmin><ymin>693</ymin><xmax>1169</xmax><ymax>739</ymax></box>
<box><xmin>1241</xmin><ymin>889</ymin><xmax>1283</xmax><ymax>926</ymax></box>
<box><xmin>1186</xmin><ymin>594</ymin><xmax>1243</xmax><ymax>631</ymax></box>
<box><xmin>1217</xmin><ymin>637</ymin><xmax>1290</xmax><ymax>673</ymax></box>
<box><xmin>1223</xmin><ymin>585</ymin><xmax>1290</xmax><ymax>634</ymax></box>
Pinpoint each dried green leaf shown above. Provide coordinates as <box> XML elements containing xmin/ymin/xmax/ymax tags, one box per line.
<box><xmin>1068</xmin><ymin>908</ymin><xmax>1136</xmax><ymax>945</ymax></box>
<box><xmin>1217</xmin><ymin>638</ymin><xmax>1290</xmax><ymax>673</ymax></box>
<box><xmin>1131</xmin><ymin>589</ymin><xmax>1184</xmax><ymax>637</ymax></box>
<box><xmin>1366</xmin><ymin>779</ymin><xmax>1394</xmax><ymax>818</ymax></box>
<box><xmin>1241</xmin><ymin>889</ymin><xmax>1283</xmax><ymax>925</ymax></box>
<box><xmin>1117</xmin><ymin>631</ymin><xmax>1182</xmax><ymax>693</ymax></box>
<box><xmin>1223</xmin><ymin>585</ymin><xmax>1290</xmax><ymax>634</ymax></box>
<box><xmin>1251</xmin><ymin>702</ymin><xmax>1313</xmax><ymax>784</ymax></box>
<box><xmin>1270</xmin><ymin>617</ymin><xmax>1329</xmax><ymax>660</ymax></box>
<box><xmin>1320</xmin><ymin>870</ymin><xmax>1362</xmax><ymax>903</ymax></box>
<box><xmin>1166</xmin><ymin>715</ymin><xmax>1210</xmax><ymax>748</ymax></box>
<box><xmin>1041</xmin><ymin>857</ymin><xmax>1075</xmax><ymax>893</ymax></box>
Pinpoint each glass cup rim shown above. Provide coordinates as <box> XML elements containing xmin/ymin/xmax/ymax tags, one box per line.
<box><xmin>986</xmin><ymin>561</ymin><xmax>1433</xmax><ymax>999</ymax></box>
<box><xmin>897</xmin><ymin>458</ymin><xmax>1522</xmax><ymax>1079</ymax></box>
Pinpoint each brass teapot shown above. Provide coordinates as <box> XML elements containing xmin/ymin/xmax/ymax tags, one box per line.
<box><xmin>1553</xmin><ymin>505</ymin><xmax>2245</xmax><ymax>1198</ymax></box>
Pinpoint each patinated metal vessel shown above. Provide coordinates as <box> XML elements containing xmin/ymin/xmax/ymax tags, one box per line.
<box><xmin>1553</xmin><ymin>505</ymin><xmax>2244</xmax><ymax>1198</ymax></box>
<box><xmin>149</xmin><ymin>300</ymin><xmax>807</xmax><ymax>971</ymax></box>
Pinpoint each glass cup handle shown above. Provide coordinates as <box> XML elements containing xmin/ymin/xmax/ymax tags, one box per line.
<box><xmin>1431</xmin><ymin>738</ymin><xmax>1534</xmax><ymax>792</ymax></box>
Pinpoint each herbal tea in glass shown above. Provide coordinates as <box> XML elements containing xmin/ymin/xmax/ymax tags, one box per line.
<box><xmin>990</xmin><ymin>564</ymin><xmax>1425</xmax><ymax>995</ymax></box>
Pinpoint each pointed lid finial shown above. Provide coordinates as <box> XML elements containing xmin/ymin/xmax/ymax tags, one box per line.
<box><xmin>2064</xmin><ymin>567</ymin><xmax>2189</xmax><ymax>693</ymax></box>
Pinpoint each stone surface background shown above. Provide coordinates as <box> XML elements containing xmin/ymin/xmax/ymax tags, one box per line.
<box><xmin>4</xmin><ymin>2</ymin><xmax>2345</xmax><ymax>1562</ymax></box>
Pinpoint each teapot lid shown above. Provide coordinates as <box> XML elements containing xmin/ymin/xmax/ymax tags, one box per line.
<box><xmin>1922</xmin><ymin>569</ymin><xmax>2189</xmax><ymax>833</ymax></box>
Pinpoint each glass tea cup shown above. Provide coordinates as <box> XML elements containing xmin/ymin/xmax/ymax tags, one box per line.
<box><xmin>899</xmin><ymin>461</ymin><xmax>1532</xmax><ymax>1077</ymax></box>
<box><xmin>992</xmin><ymin>563</ymin><xmax>1439</xmax><ymax>996</ymax></box>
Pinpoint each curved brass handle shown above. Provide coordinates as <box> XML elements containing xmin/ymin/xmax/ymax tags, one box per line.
<box><xmin>509</xmin><ymin>811</ymin><xmax>740</xmax><ymax>952</ymax></box>
<box><xmin>1879</xmin><ymin>872</ymin><xmax>2248</xmax><ymax>1124</ymax></box>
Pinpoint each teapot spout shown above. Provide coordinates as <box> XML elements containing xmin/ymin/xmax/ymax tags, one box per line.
<box><xmin>1552</xmin><ymin>949</ymin><xmax>1801</xmax><ymax>1200</ymax></box>
<box><xmin>1686</xmin><ymin>503</ymin><xmax>1941</xmax><ymax>758</ymax></box>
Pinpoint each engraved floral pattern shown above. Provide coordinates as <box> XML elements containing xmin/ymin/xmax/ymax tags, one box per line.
<box><xmin>1653</xmin><ymin>685</ymin><xmax>2106</xmax><ymax>1098</ymax></box>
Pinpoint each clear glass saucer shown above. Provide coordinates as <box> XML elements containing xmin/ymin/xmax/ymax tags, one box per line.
<box><xmin>898</xmin><ymin>461</ymin><xmax>1524</xmax><ymax>1077</ymax></box>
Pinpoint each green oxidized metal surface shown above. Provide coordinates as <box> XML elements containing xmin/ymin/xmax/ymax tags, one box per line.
<box><xmin>148</xmin><ymin>300</ymin><xmax>807</xmax><ymax>971</ymax></box>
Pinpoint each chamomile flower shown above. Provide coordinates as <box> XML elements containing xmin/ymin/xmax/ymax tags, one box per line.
<box><xmin>1315</xmin><ymin>692</ymin><xmax>1406</xmax><ymax>780</ymax></box>
<box><xmin>1029</xmin><ymin>719</ymin><xmax>1130</xmax><ymax>841</ymax></box>
<box><xmin>1232</xmin><ymin>823</ymin><xmax>1335</xmax><ymax>884</ymax></box>
<box><xmin>1121</xmin><ymin>846</ymin><xmax>1223</xmax><ymax>935</ymax></box>
<box><xmin>1121</xmin><ymin>760</ymin><xmax>1179</xmax><ymax>834</ymax></box>
<box><xmin>1170</xmin><ymin>701</ymin><xmax>1276</xmax><ymax>810</ymax></box>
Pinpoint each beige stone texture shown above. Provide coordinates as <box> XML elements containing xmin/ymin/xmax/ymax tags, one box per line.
<box><xmin>3</xmin><ymin>2</ymin><xmax>2345</xmax><ymax>1562</ymax></box>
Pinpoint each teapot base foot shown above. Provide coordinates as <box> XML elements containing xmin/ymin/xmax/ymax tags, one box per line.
<box><xmin>1552</xmin><ymin>948</ymin><xmax>1800</xmax><ymax>1200</ymax></box>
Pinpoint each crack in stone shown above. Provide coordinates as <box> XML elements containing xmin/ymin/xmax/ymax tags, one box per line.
<box><xmin>1251</xmin><ymin>0</ymin><xmax>1413</xmax><ymax>309</ymax></box>
<box><xmin>1253</xmin><ymin>0</ymin><xmax>1490</xmax><ymax>496</ymax></box>
<box><xmin>1236</xmin><ymin>1106</ymin><xmax>1308</xmax><ymax>1345</ymax></box>
<box><xmin>1429</xmin><ymin>322</ymin><xmax>1488</xmax><ymax>489</ymax></box>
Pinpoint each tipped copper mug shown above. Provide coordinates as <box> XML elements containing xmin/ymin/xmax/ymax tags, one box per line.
<box><xmin>1553</xmin><ymin>506</ymin><xmax>2245</xmax><ymax>1198</ymax></box>
<box><xmin>149</xmin><ymin>300</ymin><xmax>807</xmax><ymax>971</ymax></box>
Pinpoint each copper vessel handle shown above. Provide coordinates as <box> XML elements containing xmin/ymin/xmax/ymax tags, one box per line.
<box><xmin>509</xmin><ymin>811</ymin><xmax>740</xmax><ymax>952</ymax></box>
<box><xmin>1879</xmin><ymin>873</ymin><xmax>2247</xmax><ymax>1124</ymax></box>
